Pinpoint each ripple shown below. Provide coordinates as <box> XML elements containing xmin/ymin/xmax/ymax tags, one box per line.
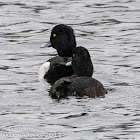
<box><xmin>64</xmin><ymin>113</ymin><xmax>88</xmax><ymax>119</ymax></box>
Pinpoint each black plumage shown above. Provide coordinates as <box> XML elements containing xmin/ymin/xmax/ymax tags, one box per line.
<box><xmin>39</xmin><ymin>24</ymin><xmax>76</xmax><ymax>84</ymax></box>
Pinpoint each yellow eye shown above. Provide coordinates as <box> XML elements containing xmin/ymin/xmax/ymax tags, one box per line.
<box><xmin>53</xmin><ymin>34</ymin><xmax>56</xmax><ymax>37</ymax></box>
<box><xmin>73</xmin><ymin>54</ymin><xmax>75</xmax><ymax>57</ymax></box>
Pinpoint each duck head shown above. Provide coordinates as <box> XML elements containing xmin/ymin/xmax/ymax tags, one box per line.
<box><xmin>72</xmin><ymin>47</ymin><xmax>94</xmax><ymax>77</ymax></box>
<box><xmin>41</xmin><ymin>24</ymin><xmax>76</xmax><ymax>57</ymax></box>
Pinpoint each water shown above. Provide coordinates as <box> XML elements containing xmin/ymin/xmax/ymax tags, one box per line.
<box><xmin>0</xmin><ymin>0</ymin><xmax>140</xmax><ymax>139</ymax></box>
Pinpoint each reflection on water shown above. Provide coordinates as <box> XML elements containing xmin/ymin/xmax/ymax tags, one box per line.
<box><xmin>0</xmin><ymin>0</ymin><xmax>140</xmax><ymax>139</ymax></box>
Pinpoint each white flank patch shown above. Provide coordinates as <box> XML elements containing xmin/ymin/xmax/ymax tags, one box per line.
<box><xmin>38</xmin><ymin>62</ymin><xmax>50</xmax><ymax>80</ymax></box>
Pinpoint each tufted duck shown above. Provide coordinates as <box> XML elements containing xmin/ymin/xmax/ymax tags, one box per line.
<box><xmin>50</xmin><ymin>47</ymin><xmax>107</xmax><ymax>99</ymax></box>
<box><xmin>38</xmin><ymin>24</ymin><xmax>76</xmax><ymax>84</ymax></box>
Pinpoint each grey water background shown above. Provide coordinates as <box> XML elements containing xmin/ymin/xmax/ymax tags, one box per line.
<box><xmin>0</xmin><ymin>0</ymin><xmax>140</xmax><ymax>139</ymax></box>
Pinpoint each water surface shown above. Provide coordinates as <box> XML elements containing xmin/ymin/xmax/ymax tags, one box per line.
<box><xmin>0</xmin><ymin>0</ymin><xmax>140</xmax><ymax>139</ymax></box>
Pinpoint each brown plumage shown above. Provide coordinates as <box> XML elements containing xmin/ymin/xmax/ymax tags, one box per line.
<box><xmin>50</xmin><ymin>47</ymin><xmax>107</xmax><ymax>99</ymax></box>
